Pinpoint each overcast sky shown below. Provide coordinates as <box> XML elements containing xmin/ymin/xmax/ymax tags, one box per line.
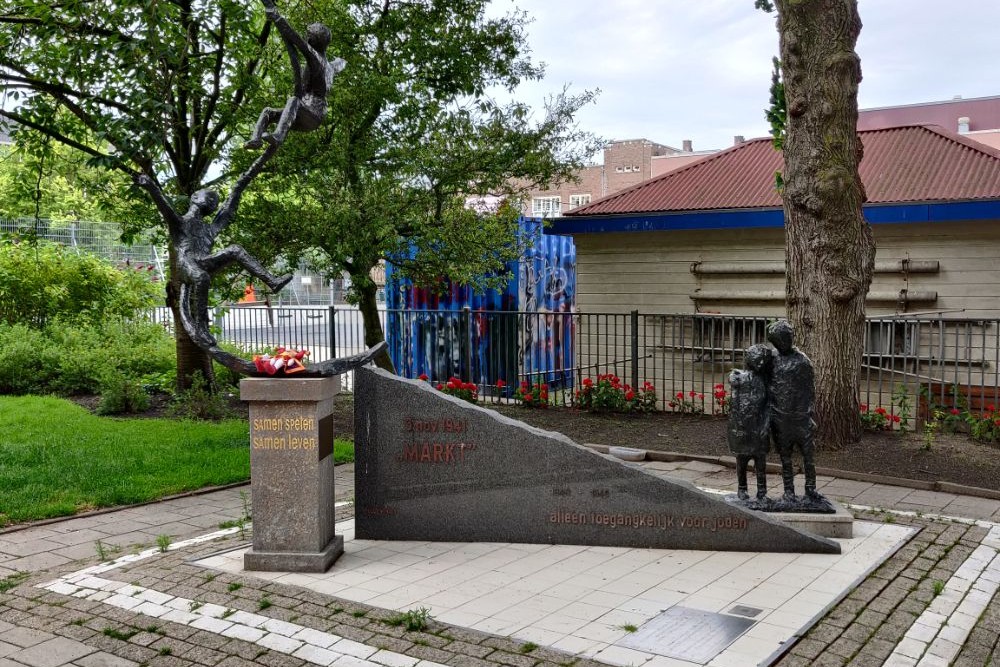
<box><xmin>487</xmin><ymin>0</ymin><xmax>1000</xmax><ymax>154</ymax></box>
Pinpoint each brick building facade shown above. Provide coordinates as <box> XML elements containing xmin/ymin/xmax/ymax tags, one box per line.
<box><xmin>521</xmin><ymin>138</ymin><xmax>690</xmax><ymax>217</ymax></box>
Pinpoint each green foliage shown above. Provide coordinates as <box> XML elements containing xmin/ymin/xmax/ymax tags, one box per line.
<box><xmin>891</xmin><ymin>384</ymin><xmax>913</xmax><ymax>432</ymax></box>
<box><xmin>0</xmin><ymin>319</ymin><xmax>174</xmax><ymax>396</ymax></box>
<box><xmin>515</xmin><ymin>380</ymin><xmax>550</xmax><ymax>408</ymax></box>
<box><xmin>428</xmin><ymin>376</ymin><xmax>478</xmax><ymax>404</ymax></box>
<box><xmin>156</xmin><ymin>534</ymin><xmax>172</xmax><ymax>553</ymax></box>
<box><xmin>765</xmin><ymin>57</ymin><xmax>786</xmax><ymax>151</ymax></box>
<box><xmin>859</xmin><ymin>404</ymin><xmax>901</xmax><ymax>431</ymax></box>
<box><xmin>0</xmin><ymin>239</ymin><xmax>159</xmax><ymax>326</ymax></box>
<box><xmin>102</xmin><ymin>627</ymin><xmax>138</xmax><ymax>641</ymax></box>
<box><xmin>580</xmin><ymin>375</ymin><xmax>658</xmax><ymax>413</ymax></box>
<box><xmin>0</xmin><ymin>140</ymin><xmax>136</xmax><ymax>222</ymax></box>
<box><xmin>966</xmin><ymin>406</ymin><xmax>1000</xmax><ymax>443</ymax></box>
<box><xmin>0</xmin><ymin>395</ymin><xmax>249</xmax><ymax>526</ymax></box>
<box><xmin>235</xmin><ymin>0</ymin><xmax>602</xmax><ymax>349</ymax></box>
<box><xmin>0</xmin><ymin>0</ymin><xmax>283</xmax><ymax>388</ymax></box>
<box><xmin>385</xmin><ymin>607</ymin><xmax>431</xmax><ymax>632</ymax></box>
<box><xmin>97</xmin><ymin>375</ymin><xmax>151</xmax><ymax>416</ymax></box>
<box><xmin>0</xmin><ymin>572</ymin><xmax>29</xmax><ymax>593</ymax></box>
<box><xmin>923</xmin><ymin>409</ymin><xmax>943</xmax><ymax>450</ymax></box>
<box><xmin>168</xmin><ymin>373</ymin><xmax>236</xmax><ymax>420</ymax></box>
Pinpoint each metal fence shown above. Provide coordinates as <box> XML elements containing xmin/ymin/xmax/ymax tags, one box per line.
<box><xmin>1</xmin><ymin>218</ymin><xmax>165</xmax><ymax>278</ymax></box>
<box><xmin>152</xmin><ymin>306</ymin><xmax>1000</xmax><ymax>417</ymax></box>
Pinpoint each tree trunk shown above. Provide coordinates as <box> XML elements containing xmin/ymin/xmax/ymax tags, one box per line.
<box><xmin>355</xmin><ymin>276</ymin><xmax>395</xmax><ymax>373</ymax></box>
<box><xmin>775</xmin><ymin>0</ymin><xmax>875</xmax><ymax>449</ymax></box>
<box><xmin>167</xmin><ymin>244</ymin><xmax>214</xmax><ymax>392</ymax></box>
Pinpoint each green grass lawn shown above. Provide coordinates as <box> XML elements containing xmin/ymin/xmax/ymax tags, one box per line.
<box><xmin>0</xmin><ymin>396</ymin><xmax>355</xmax><ymax>527</ymax></box>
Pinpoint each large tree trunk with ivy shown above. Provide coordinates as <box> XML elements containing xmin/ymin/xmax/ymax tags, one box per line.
<box><xmin>354</xmin><ymin>274</ymin><xmax>394</xmax><ymax>373</ymax></box>
<box><xmin>775</xmin><ymin>0</ymin><xmax>875</xmax><ymax>449</ymax></box>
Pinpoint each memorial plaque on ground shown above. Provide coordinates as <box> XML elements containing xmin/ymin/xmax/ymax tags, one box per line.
<box><xmin>618</xmin><ymin>606</ymin><xmax>756</xmax><ymax>663</ymax></box>
<box><xmin>354</xmin><ymin>368</ymin><xmax>840</xmax><ymax>554</ymax></box>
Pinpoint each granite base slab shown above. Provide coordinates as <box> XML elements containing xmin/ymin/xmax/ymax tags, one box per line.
<box><xmin>244</xmin><ymin>535</ymin><xmax>344</xmax><ymax>573</ymax></box>
<box><xmin>767</xmin><ymin>501</ymin><xmax>854</xmax><ymax>538</ymax></box>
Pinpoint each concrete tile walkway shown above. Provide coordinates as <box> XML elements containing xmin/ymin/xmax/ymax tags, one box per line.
<box><xmin>2</xmin><ymin>460</ymin><xmax>1000</xmax><ymax>667</ymax></box>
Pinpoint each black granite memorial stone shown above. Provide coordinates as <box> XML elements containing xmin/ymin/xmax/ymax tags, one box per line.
<box><xmin>355</xmin><ymin>368</ymin><xmax>840</xmax><ymax>554</ymax></box>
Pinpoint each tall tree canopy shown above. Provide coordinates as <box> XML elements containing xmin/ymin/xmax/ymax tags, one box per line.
<box><xmin>235</xmin><ymin>0</ymin><xmax>601</xmax><ymax>370</ymax></box>
<box><xmin>761</xmin><ymin>0</ymin><xmax>876</xmax><ymax>448</ymax></box>
<box><xmin>0</xmin><ymin>0</ymin><xmax>275</xmax><ymax>388</ymax></box>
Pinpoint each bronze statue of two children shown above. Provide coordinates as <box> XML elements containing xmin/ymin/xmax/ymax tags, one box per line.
<box><xmin>727</xmin><ymin>320</ymin><xmax>834</xmax><ymax>513</ymax></box>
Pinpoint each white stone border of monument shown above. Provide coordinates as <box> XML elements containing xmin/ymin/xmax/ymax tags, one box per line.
<box><xmin>240</xmin><ymin>375</ymin><xmax>342</xmax><ymax>572</ymax></box>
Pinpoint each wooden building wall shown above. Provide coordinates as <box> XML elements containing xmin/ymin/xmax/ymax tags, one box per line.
<box><xmin>572</xmin><ymin>221</ymin><xmax>1000</xmax><ymax>318</ymax></box>
<box><xmin>567</xmin><ymin>220</ymin><xmax>1000</xmax><ymax>412</ymax></box>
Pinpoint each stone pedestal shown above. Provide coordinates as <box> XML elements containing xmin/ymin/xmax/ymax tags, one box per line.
<box><xmin>240</xmin><ymin>376</ymin><xmax>342</xmax><ymax>572</ymax></box>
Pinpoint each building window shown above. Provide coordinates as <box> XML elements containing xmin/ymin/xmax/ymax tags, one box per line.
<box><xmin>531</xmin><ymin>196</ymin><xmax>562</xmax><ymax>217</ymax></box>
<box><xmin>632</xmin><ymin>165</ymin><xmax>640</xmax><ymax>172</ymax></box>
<box><xmin>569</xmin><ymin>194</ymin><xmax>591</xmax><ymax>208</ymax></box>
<box><xmin>623</xmin><ymin>165</ymin><xmax>633</xmax><ymax>173</ymax></box>
<box><xmin>615</xmin><ymin>166</ymin><xmax>624</xmax><ymax>173</ymax></box>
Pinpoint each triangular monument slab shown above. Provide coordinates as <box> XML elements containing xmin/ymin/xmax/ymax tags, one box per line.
<box><xmin>355</xmin><ymin>368</ymin><xmax>840</xmax><ymax>554</ymax></box>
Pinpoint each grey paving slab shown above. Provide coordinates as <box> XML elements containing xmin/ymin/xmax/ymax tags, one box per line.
<box><xmin>899</xmin><ymin>489</ymin><xmax>961</xmax><ymax>508</ymax></box>
<box><xmin>0</xmin><ymin>540</ymin><xmax>65</xmax><ymax>558</ymax></box>
<box><xmin>814</xmin><ymin>479</ymin><xmax>875</xmax><ymax>499</ymax></box>
<box><xmin>7</xmin><ymin>637</ymin><xmax>94</xmax><ymax>667</ymax></box>
<box><xmin>0</xmin><ymin>642</ymin><xmax>17</xmax><ymax>658</ymax></box>
<box><xmin>43</xmin><ymin>530</ymin><xmax>117</xmax><ymax>548</ymax></box>
<box><xmin>0</xmin><ymin>658</ymin><xmax>31</xmax><ymax>667</ymax></box>
<box><xmin>944</xmin><ymin>497</ymin><xmax>1000</xmax><ymax>519</ymax></box>
<box><xmin>0</xmin><ymin>530</ymin><xmax>61</xmax><ymax>544</ymax></box>
<box><xmin>0</xmin><ymin>628</ymin><xmax>56</xmax><ymax>649</ymax></box>
<box><xmin>71</xmin><ymin>652</ymin><xmax>139</xmax><ymax>667</ymax></box>
<box><xmin>1</xmin><ymin>552</ymin><xmax>71</xmax><ymax>572</ymax></box>
<box><xmin>850</xmin><ymin>486</ymin><xmax>913</xmax><ymax>508</ymax></box>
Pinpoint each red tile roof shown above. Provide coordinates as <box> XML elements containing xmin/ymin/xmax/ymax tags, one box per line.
<box><xmin>566</xmin><ymin>124</ymin><xmax>1000</xmax><ymax>217</ymax></box>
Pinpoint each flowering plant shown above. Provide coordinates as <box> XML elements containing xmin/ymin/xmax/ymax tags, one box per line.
<box><xmin>668</xmin><ymin>389</ymin><xmax>704</xmax><ymax>414</ymax></box>
<box><xmin>576</xmin><ymin>374</ymin><xmax>656</xmax><ymax>413</ymax></box>
<box><xmin>434</xmin><ymin>376</ymin><xmax>478</xmax><ymax>404</ymax></box>
<box><xmin>712</xmin><ymin>383</ymin><xmax>729</xmax><ymax>415</ymax></box>
<box><xmin>252</xmin><ymin>347</ymin><xmax>308</xmax><ymax>375</ymax></box>
<box><xmin>859</xmin><ymin>404</ymin><xmax>902</xmax><ymax>431</ymax></box>
<box><xmin>515</xmin><ymin>380</ymin><xmax>549</xmax><ymax>408</ymax></box>
<box><xmin>965</xmin><ymin>403</ymin><xmax>1000</xmax><ymax>442</ymax></box>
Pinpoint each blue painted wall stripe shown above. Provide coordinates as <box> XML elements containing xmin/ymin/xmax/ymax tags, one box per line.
<box><xmin>546</xmin><ymin>200</ymin><xmax>1000</xmax><ymax>235</ymax></box>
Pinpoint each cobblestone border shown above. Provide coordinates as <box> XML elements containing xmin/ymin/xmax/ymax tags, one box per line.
<box><xmin>774</xmin><ymin>510</ymin><xmax>997</xmax><ymax>666</ymax></box>
<box><xmin>3</xmin><ymin>527</ymin><xmax>595</xmax><ymax>667</ymax></box>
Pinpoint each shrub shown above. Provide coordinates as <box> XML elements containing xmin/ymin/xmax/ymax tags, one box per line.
<box><xmin>515</xmin><ymin>380</ymin><xmax>549</xmax><ymax>408</ymax></box>
<box><xmin>577</xmin><ymin>374</ymin><xmax>656</xmax><ymax>413</ymax></box>
<box><xmin>97</xmin><ymin>374</ymin><xmax>151</xmax><ymax>415</ymax></box>
<box><xmin>859</xmin><ymin>404</ymin><xmax>902</xmax><ymax>431</ymax></box>
<box><xmin>0</xmin><ymin>319</ymin><xmax>174</xmax><ymax>396</ymax></box>
<box><xmin>169</xmin><ymin>373</ymin><xmax>235</xmax><ymax>420</ymax></box>
<box><xmin>0</xmin><ymin>239</ymin><xmax>159</xmax><ymax>326</ymax></box>
<box><xmin>712</xmin><ymin>384</ymin><xmax>729</xmax><ymax>415</ymax></box>
<box><xmin>668</xmin><ymin>389</ymin><xmax>704</xmax><ymax>414</ymax></box>
<box><xmin>966</xmin><ymin>404</ymin><xmax>1000</xmax><ymax>443</ymax></box>
<box><xmin>432</xmin><ymin>376</ymin><xmax>477</xmax><ymax>404</ymax></box>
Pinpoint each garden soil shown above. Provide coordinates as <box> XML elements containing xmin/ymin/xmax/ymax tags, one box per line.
<box><xmin>80</xmin><ymin>393</ymin><xmax>1000</xmax><ymax>493</ymax></box>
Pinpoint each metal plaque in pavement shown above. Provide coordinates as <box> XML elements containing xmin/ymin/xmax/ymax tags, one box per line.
<box><xmin>618</xmin><ymin>605</ymin><xmax>756</xmax><ymax>664</ymax></box>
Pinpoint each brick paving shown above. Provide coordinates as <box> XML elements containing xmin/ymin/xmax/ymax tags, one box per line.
<box><xmin>2</xmin><ymin>460</ymin><xmax>1000</xmax><ymax>666</ymax></box>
